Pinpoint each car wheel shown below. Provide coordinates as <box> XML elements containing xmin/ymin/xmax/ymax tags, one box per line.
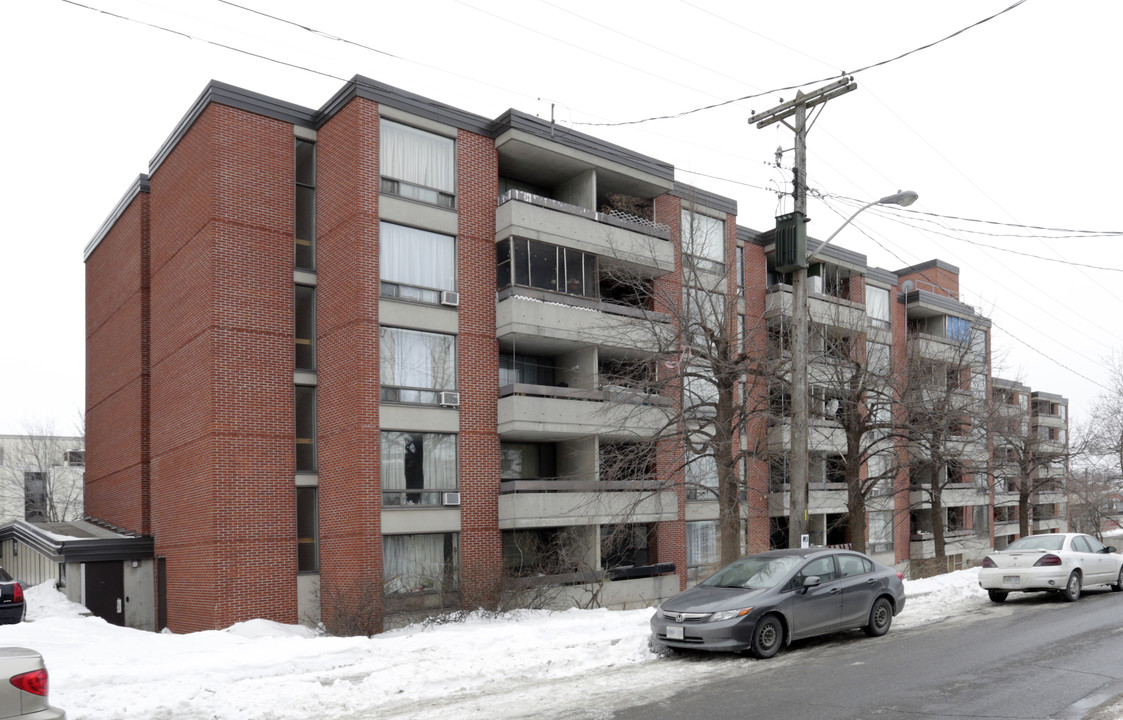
<box><xmin>1112</xmin><ymin>567</ymin><xmax>1123</xmax><ymax>592</ymax></box>
<box><xmin>751</xmin><ymin>615</ymin><xmax>783</xmax><ymax>659</ymax></box>
<box><xmin>1061</xmin><ymin>571</ymin><xmax>1081</xmax><ymax>602</ymax></box>
<box><xmin>863</xmin><ymin>597</ymin><xmax>893</xmax><ymax>637</ymax></box>
<box><xmin>987</xmin><ymin>589</ymin><xmax>1008</xmax><ymax>603</ymax></box>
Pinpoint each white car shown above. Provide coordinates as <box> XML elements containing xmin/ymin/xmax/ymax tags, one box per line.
<box><xmin>0</xmin><ymin>648</ymin><xmax>65</xmax><ymax>719</ymax></box>
<box><xmin>978</xmin><ymin>533</ymin><xmax>1123</xmax><ymax>603</ymax></box>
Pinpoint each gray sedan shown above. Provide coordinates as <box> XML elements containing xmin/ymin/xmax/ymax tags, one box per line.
<box><xmin>650</xmin><ymin>548</ymin><xmax>906</xmax><ymax>658</ymax></box>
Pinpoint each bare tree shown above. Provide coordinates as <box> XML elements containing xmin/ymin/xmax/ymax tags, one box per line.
<box><xmin>899</xmin><ymin>325</ymin><xmax>992</xmax><ymax>561</ymax></box>
<box><xmin>1067</xmin><ymin>467</ymin><xmax>1121</xmax><ymax>539</ymax></box>
<box><xmin>0</xmin><ymin>420</ymin><xmax>84</xmax><ymax>524</ymax></box>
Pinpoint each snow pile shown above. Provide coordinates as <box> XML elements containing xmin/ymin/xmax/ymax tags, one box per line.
<box><xmin>0</xmin><ymin>556</ymin><xmax>1107</xmax><ymax>719</ymax></box>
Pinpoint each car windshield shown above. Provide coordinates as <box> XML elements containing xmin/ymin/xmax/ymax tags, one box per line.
<box><xmin>1005</xmin><ymin>535</ymin><xmax>1064</xmax><ymax>552</ymax></box>
<box><xmin>699</xmin><ymin>555</ymin><xmax>804</xmax><ymax>589</ymax></box>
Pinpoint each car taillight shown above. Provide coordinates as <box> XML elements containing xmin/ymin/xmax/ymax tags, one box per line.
<box><xmin>11</xmin><ymin>583</ymin><xmax>22</xmax><ymax>603</ymax></box>
<box><xmin>1034</xmin><ymin>554</ymin><xmax>1063</xmax><ymax>567</ymax></box>
<box><xmin>896</xmin><ymin>571</ymin><xmax>904</xmax><ymax>581</ymax></box>
<box><xmin>10</xmin><ymin>669</ymin><xmax>47</xmax><ymax>697</ymax></box>
<box><xmin>982</xmin><ymin>557</ymin><xmax>997</xmax><ymax>568</ymax></box>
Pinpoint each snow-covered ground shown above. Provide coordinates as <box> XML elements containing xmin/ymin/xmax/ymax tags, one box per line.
<box><xmin>2</xmin><ymin>559</ymin><xmax>1119</xmax><ymax>720</ymax></box>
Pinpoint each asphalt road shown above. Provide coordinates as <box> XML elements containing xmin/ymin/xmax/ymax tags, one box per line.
<box><xmin>611</xmin><ymin>587</ymin><xmax>1123</xmax><ymax>720</ymax></box>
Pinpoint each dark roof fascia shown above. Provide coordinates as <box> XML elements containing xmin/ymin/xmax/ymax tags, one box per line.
<box><xmin>807</xmin><ymin>238</ymin><xmax>866</xmax><ymax>270</ymax></box>
<box><xmin>495</xmin><ymin>109</ymin><xmax>675</xmax><ymax>183</ymax></box>
<box><xmin>673</xmin><ymin>182</ymin><xmax>737</xmax><ymax>216</ymax></box>
<box><xmin>737</xmin><ymin>225</ymin><xmax>766</xmax><ymax>246</ymax></box>
<box><xmin>899</xmin><ymin>288</ymin><xmax>982</xmax><ymax>319</ymax></box>
<box><xmin>866</xmin><ymin>267</ymin><xmax>898</xmax><ymax>287</ymax></box>
<box><xmin>1031</xmin><ymin>390</ymin><xmax>1068</xmax><ymax>404</ymax></box>
<box><xmin>993</xmin><ymin>376</ymin><xmax>1031</xmax><ymax>392</ymax></box>
<box><xmin>320</xmin><ymin>75</ymin><xmax>493</xmax><ymax>135</ymax></box>
<box><xmin>895</xmin><ymin>258</ymin><xmax>960</xmax><ymax>277</ymax></box>
<box><xmin>83</xmin><ymin>174</ymin><xmax>150</xmax><ymax>262</ymax></box>
<box><xmin>0</xmin><ymin>523</ymin><xmax>154</xmax><ymax>563</ymax></box>
<box><xmin>149</xmin><ymin>81</ymin><xmax>318</xmax><ymax>175</ymax></box>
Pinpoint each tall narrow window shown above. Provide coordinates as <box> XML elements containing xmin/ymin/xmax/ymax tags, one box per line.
<box><xmin>24</xmin><ymin>472</ymin><xmax>47</xmax><ymax>522</ymax></box>
<box><xmin>379</xmin><ymin>222</ymin><xmax>456</xmax><ymax>304</ymax></box>
<box><xmin>867</xmin><ymin>286</ymin><xmax>890</xmax><ymax>328</ymax></box>
<box><xmin>687</xmin><ymin>520</ymin><xmax>719</xmax><ymax>582</ymax></box>
<box><xmin>296</xmin><ymin>487</ymin><xmax>319</xmax><ymax>572</ymax></box>
<box><xmin>380</xmin><ymin>120</ymin><xmax>456</xmax><ymax>208</ymax></box>
<box><xmin>295</xmin><ymin>285</ymin><xmax>315</xmax><ymax>369</ymax></box>
<box><xmin>295</xmin><ymin>139</ymin><xmax>316</xmax><ymax>270</ymax></box>
<box><xmin>381</xmin><ymin>432</ymin><xmax>458</xmax><ymax>506</ymax></box>
<box><xmin>295</xmin><ymin>385</ymin><xmax>316</xmax><ymax>472</ymax></box>
<box><xmin>736</xmin><ymin>245</ymin><xmax>745</xmax><ymax>297</ymax></box>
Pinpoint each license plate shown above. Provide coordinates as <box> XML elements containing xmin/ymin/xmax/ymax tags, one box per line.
<box><xmin>1002</xmin><ymin>575</ymin><xmax>1021</xmax><ymax>588</ymax></box>
<box><xmin>666</xmin><ymin>625</ymin><xmax>684</xmax><ymax>640</ymax></box>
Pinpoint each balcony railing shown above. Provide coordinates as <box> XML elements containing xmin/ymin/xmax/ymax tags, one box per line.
<box><xmin>498</xmin><ymin>189</ymin><xmax>670</xmax><ymax>240</ymax></box>
<box><xmin>499</xmin><ymin>382</ymin><xmax>671</xmax><ymax>407</ymax></box>
<box><xmin>499</xmin><ymin>478</ymin><xmax>664</xmax><ymax>494</ymax></box>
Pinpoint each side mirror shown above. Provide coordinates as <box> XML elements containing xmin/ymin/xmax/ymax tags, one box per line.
<box><xmin>801</xmin><ymin>575</ymin><xmax>822</xmax><ymax>592</ymax></box>
<box><xmin>1105</xmin><ymin>546</ymin><xmax>1117</xmax><ymax>554</ymax></box>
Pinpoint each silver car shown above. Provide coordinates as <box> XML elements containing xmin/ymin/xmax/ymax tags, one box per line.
<box><xmin>0</xmin><ymin>648</ymin><xmax>65</xmax><ymax>719</ymax></box>
<box><xmin>978</xmin><ymin>532</ymin><xmax>1123</xmax><ymax>603</ymax></box>
<box><xmin>651</xmin><ymin>548</ymin><xmax>906</xmax><ymax>658</ymax></box>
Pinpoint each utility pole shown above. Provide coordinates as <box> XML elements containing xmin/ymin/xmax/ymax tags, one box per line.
<box><xmin>752</xmin><ymin>77</ymin><xmax>857</xmax><ymax>548</ymax></box>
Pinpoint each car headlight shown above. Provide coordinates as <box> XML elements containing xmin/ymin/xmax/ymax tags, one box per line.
<box><xmin>709</xmin><ymin>607</ymin><xmax>753</xmax><ymax>622</ymax></box>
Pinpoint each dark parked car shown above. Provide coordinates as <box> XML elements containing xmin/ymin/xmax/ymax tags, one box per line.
<box><xmin>0</xmin><ymin>571</ymin><xmax>23</xmax><ymax>625</ymax></box>
<box><xmin>651</xmin><ymin>548</ymin><xmax>906</xmax><ymax>658</ymax></box>
<box><xmin>0</xmin><ymin>648</ymin><xmax>65</xmax><ymax>719</ymax></box>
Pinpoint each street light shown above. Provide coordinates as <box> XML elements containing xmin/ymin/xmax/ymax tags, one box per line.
<box><xmin>787</xmin><ymin>190</ymin><xmax>918</xmax><ymax>549</ymax></box>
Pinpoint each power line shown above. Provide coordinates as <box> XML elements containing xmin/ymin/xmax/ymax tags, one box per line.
<box><xmin>575</xmin><ymin>0</ymin><xmax>1028</xmax><ymax>127</ymax></box>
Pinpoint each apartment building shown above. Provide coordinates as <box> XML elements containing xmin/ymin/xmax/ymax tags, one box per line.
<box><xmin>84</xmin><ymin>75</ymin><xmax>1062</xmax><ymax>633</ymax></box>
<box><xmin>0</xmin><ymin>434</ymin><xmax>84</xmax><ymax>524</ymax></box>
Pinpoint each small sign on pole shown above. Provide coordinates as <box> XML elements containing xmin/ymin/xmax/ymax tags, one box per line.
<box><xmin>801</xmin><ymin>534</ymin><xmax>810</xmax><ymax>549</ymax></box>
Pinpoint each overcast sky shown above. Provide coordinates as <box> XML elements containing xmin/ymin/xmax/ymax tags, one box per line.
<box><xmin>3</xmin><ymin>0</ymin><xmax>1120</xmax><ymax>435</ymax></box>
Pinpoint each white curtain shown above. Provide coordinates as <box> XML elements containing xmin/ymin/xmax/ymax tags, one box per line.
<box><xmin>867</xmin><ymin>286</ymin><xmax>890</xmax><ymax>323</ymax></box>
<box><xmin>384</xmin><ymin>534</ymin><xmax>458</xmax><ymax>594</ymax></box>
<box><xmin>380</xmin><ymin>222</ymin><xmax>456</xmax><ymax>291</ymax></box>
<box><xmin>687</xmin><ymin>520</ymin><xmax>719</xmax><ymax>567</ymax></box>
<box><xmin>381</xmin><ymin>120</ymin><xmax>456</xmax><ymax>193</ymax></box>
<box><xmin>381</xmin><ymin>433</ymin><xmax>457</xmax><ymax>491</ymax></box>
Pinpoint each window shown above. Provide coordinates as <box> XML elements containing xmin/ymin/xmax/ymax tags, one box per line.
<box><xmin>681</xmin><ymin>209</ymin><xmax>725</xmax><ymax>272</ymax></box>
<box><xmin>735</xmin><ymin>246</ymin><xmax>745</xmax><ymax>297</ymax></box>
<box><xmin>687</xmin><ymin>520</ymin><xmax>719</xmax><ymax>583</ymax></box>
<box><xmin>379</xmin><ymin>119</ymin><xmax>456</xmax><ymax>208</ymax></box>
<box><xmin>63</xmin><ymin>450</ymin><xmax>85</xmax><ymax>466</ymax></box>
<box><xmin>379</xmin><ymin>327</ymin><xmax>456</xmax><ymax>404</ymax></box>
<box><xmin>381</xmin><ymin>432</ymin><xmax>458</xmax><ymax>506</ymax></box>
<box><xmin>379</xmin><ymin>222</ymin><xmax>456</xmax><ymax>304</ymax></box>
<box><xmin>838</xmin><ymin>554</ymin><xmax>873</xmax><ymax>577</ymax></box>
<box><xmin>867</xmin><ymin>286</ymin><xmax>890</xmax><ymax>328</ymax></box>
<box><xmin>601</xmin><ymin>524</ymin><xmax>651</xmax><ymax>569</ymax></box>
<box><xmin>295</xmin><ymin>285</ymin><xmax>315</xmax><ymax>369</ymax></box>
<box><xmin>383</xmin><ymin>533</ymin><xmax>459</xmax><ymax>594</ymax></box>
<box><xmin>947</xmin><ymin>316</ymin><xmax>971</xmax><ymax>343</ymax></box>
<box><xmin>295</xmin><ymin>386</ymin><xmax>316</xmax><ymax>472</ymax></box>
<box><xmin>868</xmin><ymin>511</ymin><xmax>893</xmax><ymax>554</ymax></box>
<box><xmin>295</xmin><ymin>138</ymin><xmax>316</xmax><ymax>270</ymax></box>
<box><xmin>502</xmin><ymin>528</ymin><xmax>580</xmax><ymax>576</ymax></box>
<box><xmin>500</xmin><ymin>443</ymin><xmax>557</xmax><ymax>480</ymax></box>
<box><xmin>296</xmin><ymin>487</ymin><xmax>318</xmax><ymax>572</ymax></box>
<box><xmin>499</xmin><ymin>353</ymin><xmax>556</xmax><ymax>387</ymax></box>
<box><xmin>686</xmin><ymin>451</ymin><xmax>718</xmax><ymax>501</ymax></box>
<box><xmin>24</xmin><ymin>472</ymin><xmax>47</xmax><ymax>522</ymax></box>
<box><xmin>789</xmin><ymin>556</ymin><xmax>836</xmax><ymax>590</ymax></box>
<box><xmin>496</xmin><ymin>237</ymin><xmax>598</xmax><ymax>298</ymax></box>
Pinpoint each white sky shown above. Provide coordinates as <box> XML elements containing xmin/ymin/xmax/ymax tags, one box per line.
<box><xmin>20</xmin><ymin>564</ymin><xmax>1119</xmax><ymax>720</ymax></box>
<box><xmin>3</xmin><ymin>0</ymin><xmax>1121</xmax><ymax>434</ymax></box>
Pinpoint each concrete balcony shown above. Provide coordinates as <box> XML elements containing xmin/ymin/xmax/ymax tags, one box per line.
<box><xmin>496</xmin><ymin>191</ymin><xmax>674</xmax><ymax>274</ymax></box>
<box><xmin>1033</xmin><ymin>517</ymin><xmax>1067</xmax><ymax>533</ymax></box>
<box><xmin>909</xmin><ymin>532</ymin><xmax>991</xmax><ymax>561</ymax></box>
<box><xmin>768</xmin><ymin>484</ymin><xmax>849</xmax><ymax>515</ymax></box>
<box><xmin>909</xmin><ymin>485</ymin><xmax>990</xmax><ymax>508</ymax></box>
<box><xmin>496</xmin><ymin>288</ymin><xmax>671</xmax><ymax>356</ymax></box>
<box><xmin>497</xmin><ymin>384</ymin><xmax>671</xmax><ymax>441</ymax></box>
<box><xmin>765</xmin><ymin>285</ymin><xmax>866</xmax><ymax>331</ymax></box>
<box><xmin>907</xmin><ymin>332</ymin><xmax>967</xmax><ymax>363</ymax></box>
<box><xmin>498</xmin><ymin>480</ymin><xmax>677</xmax><ymax>530</ymax></box>
<box><xmin>767</xmin><ymin>421</ymin><xmax>846</xmax><ymax>455</ymax></box>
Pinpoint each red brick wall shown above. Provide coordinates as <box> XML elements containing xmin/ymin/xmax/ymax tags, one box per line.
<box><xmin>86</xmin><ymin>190</ymin><xmax>149</xmax><ymax>532</ymax></box>
<box><xmin>148</xmin><ymin>103</ymin><xmax>296</xmax><ymax>631</ymax></box>
<box><xmin>314</xmin><ymin>97</ymin><xmax>384</xmax><ymax>630</ymax></box>
<box><xmin>899</xmin><ymin>265</ymin><xmax>959</xmax><ymax>299</ymax></box>
<box><xmin>455</xmin><ymin>129</ymin><xmax>502</xmax><ymax>609</ymax></box>
<box><xmin>742</xmin><ymin>241</ymin><xmax>771</xmax><ymax>553</ymax></box>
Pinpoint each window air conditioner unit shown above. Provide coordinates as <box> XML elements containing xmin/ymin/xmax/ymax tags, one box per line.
<box><xmin>439</xmin><ymin>391</ymin><xmax>461</xmax><ymax>407</ymax></box>
<box><xmin>442</xmin><ymin>492</ymin><xmax>461</xmax><ymax>506</ymax></box>
<box><xmin>440</xmin><ymin>290</ymin><xmax>460</xmax><ymax>307</ymax></box>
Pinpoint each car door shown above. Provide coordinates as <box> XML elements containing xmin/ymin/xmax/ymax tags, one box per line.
<box><xmin>836</xmin><ymin>554</ymin><xmax>878</xmax><ymax>627</ymax></box>
<box><xmin>788</xmin><ymin>555</ymin><xmax>843</xmax><ymax>639</ymax></box>
<box><xmin>1078</xmin><ymin>535</ymin><xmax>1114</xmax><ymax>584</ymax></box>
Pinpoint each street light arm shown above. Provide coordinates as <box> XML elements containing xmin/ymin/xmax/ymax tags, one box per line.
<box><xmin>805</xmin><ymin>190</ymin><xmax>918</xmax><ymax>265</ymax></box>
